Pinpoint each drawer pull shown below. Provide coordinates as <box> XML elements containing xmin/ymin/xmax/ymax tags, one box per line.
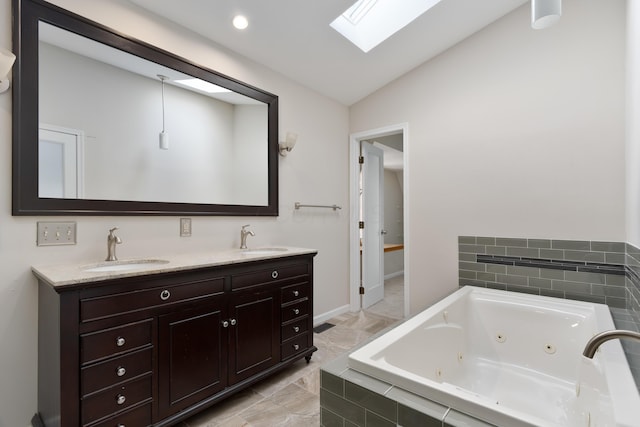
<box><xmin>116</xmin><ymin>337</ymin><xmax>126</xmax><ymax>347</ymax></box>
<box><xmin>230</xmin><ymin>318</ymin><xmax>237</xmax><ymax>326</ymax></box>
<box><xmin>117</xmin><ymin>425</ymin><xmax>125</xmax><ymax>427</ymax></box>
<box><xmin>293</xmin><ymin>326</ymin><xmax>300</xmax><ymax>333</ymax></box>
<box><xmin>271</xmin><ymin>270</ymin><xmax>279</xmax><ymax>279</ymax></box>
<box><xmin>116</xmin><ymin>394</ymin><xmax>126</xmax><ymax>405</ymax></box>
<box><xmin>293</xmin><ymin>308</ymin><xmax>300</xmax><ymax>315</ymax></box>
<box><xmin>293</xmin><ymin>290</ymin><xmax>299</xmax><ymax>297</ymax></box>
<box><xmin>116</xmin><ymin>366</ymin><xmax>126</xmax><ymax>377</ymax></box>
<box><xmin>222</xmin><ymin>320</ymin><xmax>229</xmax><ymax>328</ymax></box>
<box><xmin>160</xmin><ymin>290</ymin><xmax>171</xmax><ymax>301</ymax></box>
<box><xmin>293</xmin><ymin>344</ymin><xmax>300</xmax><ymax>351</ymax></box>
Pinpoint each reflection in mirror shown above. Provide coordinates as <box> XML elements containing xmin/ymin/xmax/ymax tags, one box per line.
<box><xmin>38</xmin><ymin>22</ymin><xmax>268</xmax><ymax>206</ymax></box>
<box><xmin>13</xmin><ymin>0</ymin><xmax>278</xmax><ymax>216</ymax></box>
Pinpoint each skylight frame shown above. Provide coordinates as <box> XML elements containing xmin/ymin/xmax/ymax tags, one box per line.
<box><xmin>330</xmin><ymin>0</ymin><xmax>444</xmax><ymax>53</ymax></box>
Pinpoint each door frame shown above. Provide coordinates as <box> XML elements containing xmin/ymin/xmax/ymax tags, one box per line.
<box><xmin>349</xmin><ymin>123</ymin><xmax>409</xmax><ymax>316</ymax></box>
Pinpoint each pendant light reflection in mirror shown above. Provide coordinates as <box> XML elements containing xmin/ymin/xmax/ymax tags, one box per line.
<box><xmin>158</xmin><ymin>74</ymin><xmax>169</xmax><ymax>150</ymax></box>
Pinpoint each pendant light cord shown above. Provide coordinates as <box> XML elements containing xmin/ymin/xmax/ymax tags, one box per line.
<box><xmin>161</xmin><ymin>77</ymin><xmax>166</xmax><ymax>132</ymax></box>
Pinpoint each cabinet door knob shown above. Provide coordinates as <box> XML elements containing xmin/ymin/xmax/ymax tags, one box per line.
<box><xmin>117</xmin><ymin>424</ymin><xmax>125</xmax><ymax>427</ymax></box>
<box><xmin>222</xmin><ymin>320</ymin><xmax>229</xmax><ymax>328</ymax></box>
<box><xmin>293</xmin><ymin>308</ymin><xmax>300</xmax><ymax>315</ymax></box>
<box><xmin>116</xmin><ymin>366</ymin><xmax>126</xmax><ymax>377</ymax></box>
<box><xmin>293</xmin><ymin>344</ymin><xmax>300</xmax><ymax>351</ymax></box>
<box><xmin>271</xmin><ymin>270</ymin><xmax>279</xmax><ymax>279</ymax></box>
<box><xmin>116</xmin><ymin>337</ymin><xmax>126</xmax><ymax>347</ymax></box>
<box><xmin>116</xmin><ymin>394</ymin><xmax>126</xmax><ymax>405</ymax></box>
<box><xmin>293</xmin><ymin>326</ymin><xmax>300</xmax><ymax>333</ymax></box>
<box><xmin>230</xmin><ymin>318</ymin><xmax>237</xmax><ymax>326</ymax></box>
<box><xmin>160</xmin><ymin>290</ymin><xmax>171</xmax><ymax>301</ymax></box>
<box><xmin>293</xmin><ymin>290</ymin><xmax>299</xmax><ymax>297</ymax></box>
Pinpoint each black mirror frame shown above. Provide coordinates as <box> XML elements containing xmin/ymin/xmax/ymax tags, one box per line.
<box><xmin>12</xmin><ymin>0</ymin><xmax>279</xmax><ymax>216</ymax></box>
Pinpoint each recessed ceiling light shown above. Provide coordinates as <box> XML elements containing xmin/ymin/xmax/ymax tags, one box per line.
<box><xmin>331</xmin><ymin>0</ymin><xmax>443</xmax><ymax>53</ymax></box>
<box><xmin>233</xmin><ymin>15</ymin><xmax>249</xmax><ymax>30</ymax></box>
<box><xmin>175</xmin><ymin>78</ymin><xmax>231</xmax><ymax>93</ymax></box>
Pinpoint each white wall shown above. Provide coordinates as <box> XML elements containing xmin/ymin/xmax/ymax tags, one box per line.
<box><xmin>0</xmin><ymin>0</ymin><xmax>349</xmax><ymax>425</ymax></box>
<box><xmin>627</xmin><ymin>0</ymin><xmax>640</xmax><ymax>247</ymax></box>
<box><xmin>351</xmin><ymin>0</ymin><xmax>626</xmax><ymax>313</ymax></box>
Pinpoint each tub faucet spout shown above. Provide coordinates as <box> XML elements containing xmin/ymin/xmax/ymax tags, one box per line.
<box><xmin>106</xmin><ymin>227</ymin><xmax>122</xmax><ymax>261</ymax></box>
<box><xmin>240</xmin><ymin>224</ymin><xmax>255</xmax><ymax>249</ymax></box>
<box><xmin>582</xmin><ymin>329</ymin><xmax>640</xmax><ymax>358</ymax></box>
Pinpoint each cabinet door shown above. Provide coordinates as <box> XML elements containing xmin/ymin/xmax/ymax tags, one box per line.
<box><xmin>158</xmin><ymin>300</ymin><xmax>227</xmax><ymax>419</ymax></box>
<box><xmin>228</xmin><ymin>290</ymin><xmax>279</xmax><ymax>384</ymax></box>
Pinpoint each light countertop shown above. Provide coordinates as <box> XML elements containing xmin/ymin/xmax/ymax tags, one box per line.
<box><xmin>32</xmin><ymin>246</ymin><xmax>318</xmax><ymax>289</ymax></box>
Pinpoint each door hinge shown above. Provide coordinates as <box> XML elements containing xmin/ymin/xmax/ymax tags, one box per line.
<box><xmin>359</xmin><ymin>286</ymin><xmax>365</xmax><ymax>295</ymax></box>
<box><xmin>359</xmin><ymin>221</ymin><xmax>364</xmax><ymax>229</ymax></box>
<box><xmin>359</xmin><ymin>156</ymin><xmax>364</xmax><ymax>164</ymax></box>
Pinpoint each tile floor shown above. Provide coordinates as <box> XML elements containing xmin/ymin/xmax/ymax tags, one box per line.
<box><xmin>179</xmin><ymin>306</ymin><xmax>401</xmax><ymax>426</ymax></box>
<box><xmin>365</xmin><ymin>275</ymin><xmax>404</xmax><ymax>320</ymax></box>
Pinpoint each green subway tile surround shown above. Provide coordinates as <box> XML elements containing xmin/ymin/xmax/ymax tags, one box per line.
<box><xmin>458</xmin><ymin>236</ymin><xmax>631</xmax><ymax>308</ymax></box>
<box><xmin>320</xmin><ymin>353</ymin><xmax>493</xmax><ymax>427</ymax></box>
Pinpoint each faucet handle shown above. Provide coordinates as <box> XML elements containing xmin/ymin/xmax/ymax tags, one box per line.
<box><xmin>241</xmin><ymin>224</ymin><xmax>250</xmax><ymax>231</ymax></box>
<box><xmin>109</xmin><ymin>227</ymin><xmax>119</xmax><ymax>235</ymax></box>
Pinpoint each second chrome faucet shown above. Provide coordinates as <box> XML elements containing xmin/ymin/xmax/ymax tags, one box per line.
<box><xmin>240</xmin><ymin>224</ymin><xmax>255</xmax><ymax>249</ymax></box>
<box><xmin>106</xmin><ymin>227</ymin><xmax>122</xmax><ymax>261</ymax></box>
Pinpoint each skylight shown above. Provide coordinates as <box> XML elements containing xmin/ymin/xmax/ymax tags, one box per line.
<box><xmin>174</xmin><ymin>78</ymin><xmax>231</xmax><ymax>93</ymax></box>
<box><xmin>330</xmin><ymin>0</ymin><xmax>444</xmax><ymax>53</ymax></box>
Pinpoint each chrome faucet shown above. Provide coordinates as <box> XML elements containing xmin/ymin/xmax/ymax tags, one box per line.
<box><xmin>106</xmin><ymin>227</ymin><xmax>122</xmax><ymax>261</ymax></box>
<box><xmin>582</xmin><ymin>329</ymin><xmax>640</xmax><ymax>358</ymax></box>
<box><xmin>240</xmin><ymin>224</ymin><xmax>255</xmax><ymax>249</ymax></box>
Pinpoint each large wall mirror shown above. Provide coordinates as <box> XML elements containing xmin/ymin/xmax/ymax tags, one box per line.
<box><xmin>13</xmin><ymin>0</ymin><xmax>279</xmax><ymax>216</ymax></box>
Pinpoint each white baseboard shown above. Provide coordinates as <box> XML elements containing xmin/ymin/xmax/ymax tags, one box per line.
<box><xmin>384</xmin><ymin>270</ymin><xmax>404</xmax><ymax>280</ymax></box>
<box><xmin>314</xmin><ymin>304</ymin><xmax>350</xmax><ymax>327</ymax></box>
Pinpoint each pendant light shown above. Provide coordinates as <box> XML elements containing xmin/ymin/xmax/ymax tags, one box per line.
<box><xmin>531</xmin><ymin>0</ymin><xmax>561</xmax><ymax>30</ymax></box>
<box><xmin>158</xmin><ymin>75</ymin><xmax>169</xmax><ymax>150</ymax></box>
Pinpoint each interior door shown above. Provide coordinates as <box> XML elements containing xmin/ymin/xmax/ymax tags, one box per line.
<box><xmin>361</xmin><ymin>142</ymin><xmax>385</xmax><ymax>309</ymax></box>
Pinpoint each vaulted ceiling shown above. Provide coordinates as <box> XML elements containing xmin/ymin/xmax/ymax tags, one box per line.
<box><xmin>129</xmin><ymin>0</ymin><xmax>529</xmax><ymax>105</ymax></box>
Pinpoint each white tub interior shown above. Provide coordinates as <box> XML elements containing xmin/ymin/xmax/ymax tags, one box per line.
<box><xmin>348</xmin><ymin>287</ymin><xmax>640</xmax><ymax>427</ymax></box>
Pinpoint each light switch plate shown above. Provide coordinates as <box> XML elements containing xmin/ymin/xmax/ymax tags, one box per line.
<box><xmin>180</xmin><ymin>218</ymin><xmax>192</xmax><ymax>237</ymax></box>
<box><xmin>37</xmin><ymin>221</ymin><xmax>77</xmax><ymax>246</ymax></box>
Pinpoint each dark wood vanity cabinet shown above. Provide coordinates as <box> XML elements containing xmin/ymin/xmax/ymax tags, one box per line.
<box><xmin>35</xmin><ymin>253</ymin><xmax>316</xmax><ymax>427</ymax></box>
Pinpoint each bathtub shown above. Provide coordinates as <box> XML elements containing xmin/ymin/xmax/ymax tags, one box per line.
<box><xmin>348</xmin><ymin>287</ymin><xmax>640</xmax><ymax>427</ymax></box>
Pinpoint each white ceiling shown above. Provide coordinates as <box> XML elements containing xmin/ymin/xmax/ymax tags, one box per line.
<box><xmin>129</xmin><ymin>0</ymin><xmax>529</xmax><ymax>106</ymax></box>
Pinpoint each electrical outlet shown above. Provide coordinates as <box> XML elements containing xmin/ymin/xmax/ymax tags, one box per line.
<box><xmin>37</xmin><ymin>221</ymin><xmax>77</xmax><ymax>246</ymax></box>
<box><xmin>180</xmin><ymin>218</ymin><xmax>192</xmax><ymax>237</ymax></box>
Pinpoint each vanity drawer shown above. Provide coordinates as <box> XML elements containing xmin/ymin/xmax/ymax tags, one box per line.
<box><xmin>81</xmin><ymin>375</ymin><xmax>152</xmax><ymax>426</ymax></box>
<box><xmin>281</xmin><ymin>299</ymin><xmax>309</xmax><ymax>323</ymax></box>
<box><xmin>81</xmin><ymin>347</ymin><xmax>152</xmax><ymax>396</ymax></box>
<box><xmin>281</xmin><ymin>316</ymin><xmax>309</xmax><ymax>342</ymax></box>
<box><xmin>89</xmin><ymin>402</ymin><xmax>152</xmax><ymax>427</ymax></box>
<box><xmin>281</xmin><ymin>282</ymin><xmax>310</xmax><ymax>305</ymax></box>
<box><xmin>281</xmin><ymin>335</ymin><xmax>309</xmax><ymax>360</ymax></box>
<box><xmin>81</xmin><ymin>320</ymin><xmax>152</xmax><ymax>365</ymax></box>
<box><xmin>80</xmin><ymin>277</ymin><xmax>225</xmax><ymax>322</ymax></box>
<box><xmin>231</xmin><ymin>263</ymin><xmax>308</xmax><ymax>290</ymax></box>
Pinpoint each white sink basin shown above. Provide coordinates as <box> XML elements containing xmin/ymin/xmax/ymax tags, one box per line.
<box><xmin>241</xmin><ymin>247</ymin><xmax>289</xmax><ymax>255</ymax></box>
<box><xmin>81</xmin><ymin>259</ymin><xmax>169</xmax><ymax>273</ymax></box>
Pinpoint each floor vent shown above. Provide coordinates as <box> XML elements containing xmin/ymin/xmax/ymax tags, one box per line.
<box><xmin>313</xmin><ymin>323</ymin><xmax>335</xmax><ymax>334</ymax></box>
